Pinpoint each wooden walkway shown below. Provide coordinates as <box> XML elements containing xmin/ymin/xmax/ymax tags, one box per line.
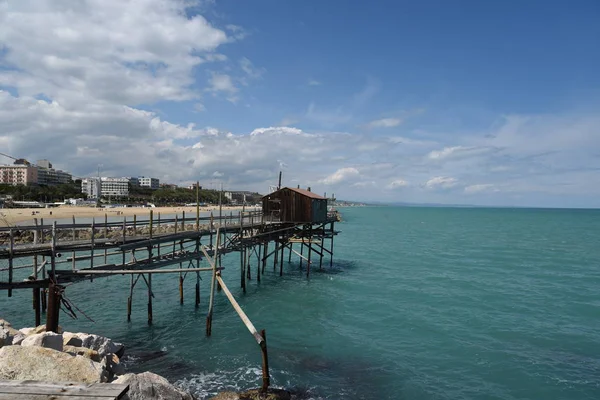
<box><xmin>0</xmin><ymin>381</ymin><xmax>128</xmax><ymax>399</ymax></box>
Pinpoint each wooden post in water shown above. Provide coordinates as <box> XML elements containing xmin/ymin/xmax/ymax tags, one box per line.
<box><xmin>147</xmin><ymin>273</ymin><xmax>153</xmax><ymax>325</ymax></box>
<box><xmin>121</xmin><ymin>217</ymin><xmax>126</xmax><ymax>266</ymax></box>
<box><xmin>288</xmin><ymin>241</ymin><xmax>292</xmax><ymax>262</ymax></box>
<box><xmin>256</xmin><ymin>244</ymin><xmax>262</xmax><ymax>282</ymax></box>
<box><xmin>51</xmin><ymin>222</ymin><xmax>57</xmax><ymax>277</ymax></box>
<box><xmin>8</xmin><ymin>229</ymin><xmax>13</xmax><ymax>297</ymax></box>
<box><xmin>149</xmin><ymin>210</ymin><xmax>154</xmax><ymax>238</ymax></box>
<box><xmin>127</xmin><ymin>274</ymin><xmax>133</xmax><ymax>322</ymax></box>
<box><xmin>182</xmin><ymin>211</ymin><xmax>185</xmax><ymax>231</ymax></box>
<box><xmin>45</xmin><ymin>282</ymin><xmax>61</xmax><ymax>333</ymax></box>
<box><xmin>262</xmin><ymin>242</ymin><xmax>268</xmax><ymax>274</ymax></box>
<box><xmin>195</xmin><ymin>238</ymin><xmax>200</xmax><ymax>308</ymax></box>
<box><xmin>33</xmin><ymin>218</ymin><xmax>41</xmax><ymax>326</ymax></box>
<box><xmin>330</xmin><ymin>221</ymin><xmax>335</xmax><ymax>267</ymax></box>
<box><xmin>260</xmin><ymin>329</ymin><xmax>270</xmax><ymax>393</ymax></box>
<box><xmin>90</xmin><ymin>219</ymin><xmax>95</xmax><ymax>269</ymax></box>
<box><xmin>279</xmin><ymin>240</ymin><xmax>284</xmax><ymax>276</ymax></box>
<box><xmin>307</xmin><ymin>232</ymin><xmax>312</xmax><ymax>278</ymax></box>
<box><xmin>247</xmin><ymin>246</ymin><xmax>252</xmax><ymax>281</ymax></box>
<box><xmin>72</xmin><ymin>216</ymin><xmax>76</xmax><ymax>271</ymax></box>
<box><xmin>209</xmin><ymin>212</ymin><xmax>214</xmax><ymax>248</ymax></box>
<box><xmin>206</xmin><ymin>229</ymin><xmax>221</xmax><ymax>336</ymax></box>
<box><xmin>104</xmin><ymin>214</ymin><xmax>108</xmax><ymax>263</ymax></box>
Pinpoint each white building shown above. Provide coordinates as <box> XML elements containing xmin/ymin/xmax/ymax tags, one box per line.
<box><xmin>101</xmin><ymin>177</ymin><xmax>130</xmax><ymax>197</ymax></box>
<box><xmin>138</xmin><ymin>177</ymin><xmax>159</xmax><ymax>190</ymax></box>
<box><xmin>81</xmin><ymin>178</ymin><xmax>102</xmax><ymax>198</ymax></box>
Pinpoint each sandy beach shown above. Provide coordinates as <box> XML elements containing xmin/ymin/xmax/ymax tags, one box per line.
<box><xmin>0</xmin><ymin>205</ymin><xmax>256</xmax><ymax>227</ymax></box>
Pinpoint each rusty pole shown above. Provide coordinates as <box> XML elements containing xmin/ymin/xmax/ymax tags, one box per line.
<box><xmin>45</xmin><ymin>282</ymin><xmax>62</xmax><ymax>333</ymax></box>
<box><xmin>260</xmin><ymin>329</ymin><xmax>271</xmax><ymax>392</ymax></box>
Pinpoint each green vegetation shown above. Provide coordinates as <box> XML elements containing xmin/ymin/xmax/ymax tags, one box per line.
<box><xmin>0</xmin><ymin>181</ymin><xmax>85</xmax><ymax>202</ymax></box>
<box><xmin>120</xmin><ymin>186</ymin><xmax>228</xmax><ymax>205</ymax></box>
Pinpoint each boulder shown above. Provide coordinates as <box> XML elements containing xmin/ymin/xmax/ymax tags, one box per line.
<box><xmin>19</xmin><ymin>327</ymin><xmax>35</xmax><ymax>336</ymax></box>
<box><xmin>102</xmin><ymin>353</ymin><xmax>126</xmax><ymax>380</ymax></box>
<box><xmin>0</xmin><ymin>345</ymin><xmax>108</xmax><ymax>383</ymax></box>
<box><xmin>63</xmin><ymin>332</ymin><xmax>83</xmax><ymax>347</ymax></box>
<box><xmin>63</xmin><ymin>345</ymin><xmax>102</xmax><ymax>362</ymax></box>
<box><xmin>75</xmin><ymin>333</ymin><xmax>125</xmax><ymax>358</ymax></box>
<box><xmin>32</xmin><ymin>324</ymin><xmax>64</xmax><ymax>334</ymax></box>
<box><xmin>0</xmin><ymin>319</ymin><xmax>11</xmax><ymax>328</ymax></box>
<box><xmin>0</xmin><ymin>326</ymin><xmax>25</xmax><ymax>347</ymax></box>
<box><xmin>21</xmin><ymin>332</ymin><xmax>63</xmax><ymax>351</ymax></box>
<box><xmin>113</xmin><ymin>372</ymin><xmax>194</xmax><ymax>400</ymax></box>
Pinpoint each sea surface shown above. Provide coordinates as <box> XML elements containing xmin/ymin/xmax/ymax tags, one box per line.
<box><xmin>2</xmin><ymin>207</ymin><xmax>599</xmax><ymax>399</ymax></box>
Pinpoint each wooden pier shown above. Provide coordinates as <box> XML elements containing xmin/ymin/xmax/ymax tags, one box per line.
<box><xmin>0</xmin><ymin>187</ymin><xmax>340</xmax><ymax>392</ymax></box>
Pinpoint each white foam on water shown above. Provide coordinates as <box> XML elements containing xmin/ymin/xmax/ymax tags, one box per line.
<box><xmin>175</xmin><ymin>366</ymin><xmax>324</xmax><ymax>400</ymax></box>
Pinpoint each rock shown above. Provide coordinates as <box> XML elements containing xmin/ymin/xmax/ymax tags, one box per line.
<box><xmin>113</xmin><ymin>372</ymin><xmax>194</xmax><ymax>400</ymax></box>
<box><xmin>63</xmin><ymin>345</ymin><xmax>102</xmax><ymax>362</ymax></box>
<box><xmin>102</xmin><ymin>354</ymin><xmax>126</xmax><ymax>380</ymax></box>
<box><xmin>21</xmin><ymin>332</ymin><xmax>64</xmax><ymax>351</ymax></box>
<box><xmin>32</xmin><ymin>324</ymin><xmax>63</xmax><ymax>334</ymax></box>
<box><xmin>19</xmin><ymin>327</ymin><xmax>35</xmax><ymax>336</ymax></box>
<box><xmin>63</xmin><ymin>332</ymin><xmax>83</xmax><ymax>347</ymax></box>
<box><xmin>0</xmin><ymin>326</ymin><xmax>25</xmax><ymax>347</ymax></box>
<box><xmin>0</xmin><ymin>345</ymin><xmax>108</xmax><ymax>383</ymax></box>
<box><xmin>0</xmin><ymin>319</ymin><xmax>11</xmax><ymax>328</ymax></box>
<box><xmin>210</xmin><ymin>393</ymin><xmax>239</xmax><ymax>400</ymax></box>
<box><xmin>76</xmin><ymin>333</ymin><xmax>125</xmax><ymax>358</ymax></box>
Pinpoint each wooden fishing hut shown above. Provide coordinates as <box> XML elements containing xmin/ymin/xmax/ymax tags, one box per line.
<box><xmin>261</xmin><ymin>187</ymin><xmax>327</xmax><ymax>223</ymax></box>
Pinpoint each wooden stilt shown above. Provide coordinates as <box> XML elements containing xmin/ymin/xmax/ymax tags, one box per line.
<box><xmin>127</xmin><ymin>274</ymin><xmax>134</xmax><ymax>322</ymax></box>
<box><xmin>179</xmin><ymin>275</ymin><xmax>184</xmax><ymax>305</ymax></box>
<box><xmin>147</xmin><ymin>273</ymin><xmax>153</xmax><ymax>325</ymax></box>
<box><xmin>330</xmin><ymin>221</ymin><xmax>335</xmax><ymax>267</ymax></box>
<box><xmin>288</xmin><ymin>242</ymin><xmax>292</xmax><ymax>262</ymax></box>
<box><xmin>247</xmin><ymin>246</ymin><xmax>252</xmax><ymax>281</ymax></box>
<box><xmin>195</xmin><ymin>272</ymin><xmax>200</xmax><ymax>308</ymax></box>
<box><xmin>262</xmin><ymin>242</ymin><xmax>268</xmax><ymax>274</ymax></box>
<box><xmin>8</xmin><ymin>229</ymin><xmax>13</xmax><ymax>297</ymax></box>
<box><xmin>206</xmin><ymin>229</ymin><xmax>221</xmax><ymax>336</ymax></box>
<box><xmin>256</xmin><ymin>244</ymin><xmax>261</xmax><ymax>283</ymax></box>
<box><xmin>307</xmin><ymin>234</ymin><xmax>312</xmax><ymax>278</ymax></box>
<box><xmin>260</xmin><ymin>329</ymin><xmax>270</xmax><ymax>393</ymax></box>
<box><xmin>279</xmin><ymin>241</ymin><xmax>284</xmax><ymax>277</ymax></box>
<box><xmin>45</xmin><ymin>282</ymin><xmax>61</xmax><ymax>333</ymax></box>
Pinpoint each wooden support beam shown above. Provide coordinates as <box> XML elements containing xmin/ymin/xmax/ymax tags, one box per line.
<box><xmin>45</xmin><ymin>282</ymin><xmax>61</xmax><ymax>333</ymax></box>
<box><xmin>147</xmin><ymin>273</ymin><xmax>153</xmax><ymax>325</ymax></box>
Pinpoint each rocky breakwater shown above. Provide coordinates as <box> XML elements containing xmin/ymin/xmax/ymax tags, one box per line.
<box><xmin>0</xmin><ymin>318</ymin><xmax>194</xmax><ymax>399</ymax></box>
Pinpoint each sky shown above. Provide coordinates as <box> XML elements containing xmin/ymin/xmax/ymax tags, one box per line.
<box><xmin>1</xmin><ymin>0</ymin><xmax>599</xmax><ymax>207</ymax></box>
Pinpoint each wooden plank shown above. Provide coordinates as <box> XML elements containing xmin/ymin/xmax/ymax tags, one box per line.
<box><xmin>0</xmin><ymin>381</ymin><xmax>128</xmax><ymax>398</ymax></box>
<box><xmin>215</xmin><ymin>274</ymin><xmax>264</xmax><ymax>345</ymax></box>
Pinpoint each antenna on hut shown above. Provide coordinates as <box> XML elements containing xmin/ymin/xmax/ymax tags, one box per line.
<box><xmin>278</xmin><ymin>171</ymin><xmax>282</xmax><ymax>190</ymax></box>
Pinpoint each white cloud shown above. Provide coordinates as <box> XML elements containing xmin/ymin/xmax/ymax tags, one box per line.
<box><xmin>240</xmin><ymin>57</ymin><xmax>264</xmax><ymax>80</ymax></box>
<box><xmin>427</xmin><ymin>146</ymin><xmax>493</xmax><ymax>160</ymax></box>
<box><xmin>386</xmin><ymin>179</ymin><xmax>409</xmax><ymax>189</ymax></box>
<box><xmin>194</xmin><ymin>103</ymin><xmax>206</xmax><ymax>112</ymax></box>
<box><xmin>308</xmin><ymin>79</ymin><xmax>321</xmax><ymax>86</ymax></box>
<box><xmin>368</xmin><ymin>117</ymin><xmax>402</xmax><ymax>128</ymax></box>
<box><xmin>319</xmin><ymin>167</ymin><xmax>360</xmax><ymax>185</ymax></box>
<box><xmin>425</xmin><ymin>176</ymin><xmax>458</xmax><ymax>189</ymax></box>
<box><xmin>207</xmin><ymin>72</ymin><xmax>237</xmax><ymax>94</ymax></box>
<box><xmin>0</xmin><ymin>0</ymin><xmax>230</xmax><ymax>106</ymax></box>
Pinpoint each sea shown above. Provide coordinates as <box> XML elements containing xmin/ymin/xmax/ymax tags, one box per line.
<box><xmin>1</xmin><ymin>206</ymin><xmax>599</xmax><ymax>399</ymax></box>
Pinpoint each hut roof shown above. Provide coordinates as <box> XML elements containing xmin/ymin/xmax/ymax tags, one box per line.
<box><xmin>263</xmin><ymin>187</ymin><xmax>326</xmax><ymax>200</ymax></box>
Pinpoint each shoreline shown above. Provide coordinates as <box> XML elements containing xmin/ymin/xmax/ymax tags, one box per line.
<box><xmin>0</xmin><ymin>205</ymin><xmax>258</xmax><ymax>228</ymax></box>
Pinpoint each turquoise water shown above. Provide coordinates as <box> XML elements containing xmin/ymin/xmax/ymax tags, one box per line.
<box><xmin>2</xmin><ymin>207</ymin><xmax>600</xmax><ymax>399</ymax></box>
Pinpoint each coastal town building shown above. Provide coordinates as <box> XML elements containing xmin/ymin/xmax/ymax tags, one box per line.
<box><xmin>100</xmin><ymin>177</ymin><xmax>130</xmax><ymax>197</ymax></box>
<box><xmin>81</xmin><ymin>178</ymin><xmax>102</xmax><ymax>198</ymax></box>
<box><xmin>36</xmin><ymin>159</ymin><xmax>72</xmax><ymax>185</ymax></box>
<box><xmin>0</xmin><ymin>159</ymin><xmax>71</xmax><ymax>186</ymax></box>
<box><xmin>0</xmin><ymin>164</ymin><xmax>38</xmax><ymax>185</ymax></box>
<box><xmin>138</xmin><ymin>177</ymin><xmax>159</xmax><ymax>190</ymax></box>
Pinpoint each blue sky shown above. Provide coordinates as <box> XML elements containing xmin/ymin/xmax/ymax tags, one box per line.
<box><xmin>1</xmin><ymin>0</ymin><xmax>599</xmax><ymax>207</ymax></box>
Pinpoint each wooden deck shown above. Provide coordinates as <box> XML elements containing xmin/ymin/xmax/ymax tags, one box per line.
<box><xmin>0</xmin><ymin>381</ymin><xmax>129</xmax><ymax>399</ymax></box>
